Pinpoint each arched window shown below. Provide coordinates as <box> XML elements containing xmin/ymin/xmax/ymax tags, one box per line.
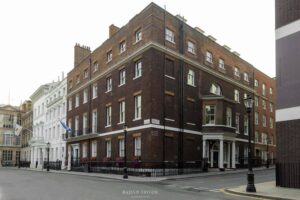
<box><xmin>210</xmin><ymin>83</ymin><xmax>222</xmax><ymax>95</ymax></box>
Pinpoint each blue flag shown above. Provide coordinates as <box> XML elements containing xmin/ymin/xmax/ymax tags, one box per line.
<box><xmin>59</xmin><ymin>120</ymin><xmax>72</xmax><ymax>133</ymax></box>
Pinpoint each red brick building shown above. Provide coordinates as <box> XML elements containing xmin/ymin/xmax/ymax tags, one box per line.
<box><xmin>66</xmin><ymin>3</ymin><xmax>275</xmax><ymax>175</ymax></box>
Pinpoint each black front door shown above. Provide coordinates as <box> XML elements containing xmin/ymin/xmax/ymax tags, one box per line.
<box><xmin>213</xmin><ymin>152</ymin><xmax>219</xmax><ymax>168</ymax></box>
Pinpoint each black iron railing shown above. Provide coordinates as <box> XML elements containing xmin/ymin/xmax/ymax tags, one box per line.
<box><xmin>19</xmin><ymin>161</ymin><xmax>31</xmax><ymax>168</ymax></box>
<box><xmin>43</xmin><ymin>161</ymin><xmax>62</xmax><ymax>170</ymax></box>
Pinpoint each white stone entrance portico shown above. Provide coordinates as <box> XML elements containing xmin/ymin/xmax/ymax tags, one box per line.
<box><xmin>202</xmin><ymin>133</ymin><xmax>236</xmax><ymax>170</ymax></box>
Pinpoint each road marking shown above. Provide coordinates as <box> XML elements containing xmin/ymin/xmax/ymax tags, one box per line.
<box><xmin>220</xmin><ymin>188</ymin><xmax>266</xmax><ymax>200</ymax></box>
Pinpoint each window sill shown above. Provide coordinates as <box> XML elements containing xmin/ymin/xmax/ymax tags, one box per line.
<box><xmin>187</xmin><ymin>83</ymin><xmax>196</xmax><ymax>87</ymax></box>
<box><xmin>92</xmin><ymin>96</ymin><xmax>98</xmax><ymax>99</ymax></box>
<box><xmin>165</xmin><ymin>75</ymin><xmax>175</xmax><ymax>80</ymax></box>
<box><xmin>118</xmin><ymin>84</ymin><xmax>125</xmax><ymax>87</ymax></box>
<box><xmin>187</xmin><ymin>50</ymin><xmax>196</xmax><ymax>55</ymax></box>
<box><xmin>118</xmin><ymin>122</ymin><xmax>125</xmax><ymax>125</ymax></box>
<box><xmin>133</xmin><ymin>39</ymin><xmax>142</xmax><ymax>45</ymax></box>
<box><xmin>105</xmin><ymin>125</ymin><xmax>111</xmax><ymax>128</ymax></box>
<box><xmin>133</xmin><ymin>118</ymin><xmax>142</xmax><ymax>122</ymax></box>
<box><xmin>133</xmin><ymin>76</ymin><xmax>141</xmax><ymax>80</ymax></box>
<box><xmin>166</xmin><ymin>39</ymin><xmax>176</xmax><ymax>45</ymax></box>
<box><xmin>105</xmin><ymin>90</ymin><xmax>112</xmax><ymax>94</ymax></box>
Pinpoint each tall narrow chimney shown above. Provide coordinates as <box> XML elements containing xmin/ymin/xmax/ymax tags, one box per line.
<box><xmin>74</xmin><ymin>43</ymin><xmax>91</xmax><ymax>67</ymax></box>
<box><xmin>109</xmin><ymin>24</ymin><xmax>120</xmax><ymax>38</ymax></box>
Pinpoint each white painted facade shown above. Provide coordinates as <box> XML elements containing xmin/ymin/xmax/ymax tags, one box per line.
<box><xmin>29</xmin><ymin>73</ymin><xmax>67</xmax><ymax>169</ymax></box>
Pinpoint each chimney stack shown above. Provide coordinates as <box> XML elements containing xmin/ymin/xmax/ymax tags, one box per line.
<box><xmin>74</xmin><ymin>43</ymin><xmax>91</xmax><ymax>67</ymax></box>
<box><xmin>109</xmin><ymin>24</ymin><xmax>120</xmax><ymax>38</ymax></box>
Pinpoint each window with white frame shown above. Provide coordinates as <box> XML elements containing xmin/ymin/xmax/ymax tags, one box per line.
<box><xmin>68</xmin><ymin>98</ymin><xmax>72</xmax><ymax>111</ymax></box>
<box><xmin>134</xmin><ymin>60</ymin><xmax>142</xmax><ymax>78</ymax></box>
<box><xmin>255</xmin><ymin>112</ymin><xmax>259</xmax><ymax>125</ymax></box>
<box><xmin>270</xmin><ymin>118</ymin><xmax>274</xmax><ymax>129</ymax></box>
<box><xmin>83</xmin><ymin>113</ymin><xmax>88</xmax><ymax>134</ymax></box>
<box><xmin>134</xmin><ymin>95</ymin><xmax>141</xmax><ymax>119</ymax></box>
<box><xmin>92</xmin><ymin>83</ymin><xmax>98</xmax><ymax>99</ymax></box>
<box><xmin>244</xmin><ymin>147</ymin><xmax>249</xmax><ymax>161</ymax></box>
<box><xmin>262</xmin><ymin>99</ymin><xmax>266</xmax><ymax>110</ymax></box>
<box><xmin>244</xmin><ymin>115</ymin><xmax>248</xmax><ymax>135</ymax></box>
<box><xmin>255</xmin><ymin>131</ymin><xmax>259</xmax><ymax>143</ymax></box>
<box><xmin>269</xmin><ymin>87</ymin><xmax>273</xmax><ymax>95</ymax></box>
<box><xmin>244</xmin><ymin>93</ymin><xmax>248</xmax><ymax>100</ymax></box>
<box><xmin>165</xmin><ymin>28</ymin><xmax>175</xmax><ymax>43</ymax></box>
<box><xmin>255</xmin><ymin>96</ymin><xmax>259</xmax><ymax>107</ymax></box>
<box><xmin>262</xmin><ymin>83</ymin><xmax>266</xmax><ymax>96</ymax></box>
<box><xmin>75</xmin><ymin>116</ymin><xmax>79</xmax><ymax>135</ymax></box>
<box><xmin>106</xmin><ymin>106</ymin><xmax>112</xmax><ymax>126</ymax></box>
<box><xmin>4</xmin><ymin>134</ymin><xmax>12</xmax><ymax>145</ymax></box>
<box><xmin>187</xmin><ymin>69</ymin><xmax>195</xmax><ymax>86</ymax></box>
<box><xmin>119</xmin><ymin>100</ymin><xmax>125</xmax><ymax>123</ymax></box>
<box><xmin>235</xmin><ymin>114</ymin><xmax>240</xmax><ymax>133</ymax></box>
<box><xmin>106</xmin><ymin>77</ymin><xmax>112</xmax><ymax>92</ymax></box>
<box><xmin>244</xmin><ymin>72</ymin><xmax>249</xmax><ymax>82</ymax></box>
<box><xmin>82</xmin><ymin>143</ymin><xmax>87</xmax><ymax>158</ymax></box>
<box><xmin>119</xmin><ymin>139</ymin><xmax>124</xmax><ymax>157</ymax></box>
<box><xmin>262</xmin><ymin>115</ymin><xmax>267</xmax><ymax>127</ymax></box>
<box><xmin>219</xmin><ymin>59</ymin><xmax>225</xmax><ymax>69</ymax></box>
<box><xmin>226</xmin><ymin>107</ymin><xmax>232</xmax><ymax>127</ymax></box>
<box><xmin>134</xmin><ymin>136</ymin><xmax>141</xmax><ymax>156</ymax></box>
<box><xmin>83</xmin><ymin>88</ymin><xmax>88</xmax><ymax>103</ymax></box>
<box><xmin>92</xmin><ymin>109</ymin><xmax>97</xmax><ymax>133</ymax></box>
<box><xmin>76</xmin><ymin>75</ymin><xmax>80</xmax><ymax>84</ymax></box>
<box><xmin>107</xmin><ymin>51</ymin><xmax>112</xmax><ymax>62</ymax></box>
<box><xmin>234</xmin><ymin>67</ymin><xmax>240</xmax><ymax>77</ymax></box>
<box><xmin>92</xmin><ymin>141</ymin><xmax>97</xmax><ymax>157</ymax></box>
<box><xmin>135</xmin><ymin>29</ymin><xmax>142</xmax><ymax>42</ymax></box>
<box><xmin>119</xmin><ymin>40</ymin><xmax>126</xmax><ymax>53</ymax></box>
<box><xmin>270</xmin><ymin>103</ymin><xmax>273</xmax><ymax>112</ymax></box>
<box><xmin>187</xmin><ymin>41</ymin><xmax>196</xmax><ymax>54</ymax></box>
<box><xmin>69</xmin><ymin>80</ymin><xmax>73</xmax><ymax>89</ymax></box>
<box><xmin>68</xmin><ymin>119</ymin><xmax>72</xmax><ymax>133</ymax></box>
<box><xmin>234</xmin><ymin>89</ymin><xmax>240</xmax><ymax>102</ymax></box>
<box><xmin>119</xmin><ymin>69</ymin><xmax>126</xmax><ymax>86</ymax></box>
<box><xmin>84</xmin><ymin>69</ymin><xmax>88</xmax><ymax>79</ymax></box>
<box><xmin>93</xmin><ymin>62</ymin><xmax>98</xmax><ymax>72</ymax></box>
<box><xmin>205</xmin><ymin>105</ymin><xmax>216</xmax><ymax>125</ymax></box>
<box><xmin>262</xmin><ymin>133</ymin><xmax>267</xmax><ymax>144</ymax></box>
<box><xmin>75</xmin><ymin>94</ymin><xmax>79</xmax><ymax>107</ymax></box>
<box><xmin>106</xmin><ymin>140</ymin><xmax>111</xmax><ymax>158</ymax></box>
<box><xmin>206</xmin><ymin>51</ymin><xmax>213</xmax><ymax>63</ymax></box>
<box><xmin>254</xmin><ymin>79</ymin><xmax>259</xmax><ymax>87</ymax></box>
<box><xmin>210</xmin><ymin>83</ymin><xmax>222</xmax><ymax>95</ymax></box>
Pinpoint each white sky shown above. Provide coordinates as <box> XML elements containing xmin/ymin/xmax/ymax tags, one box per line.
<box><xmin>0</xmin><ymin>0</ymin><xmax>275</xmax><ymax>106</ymax></box>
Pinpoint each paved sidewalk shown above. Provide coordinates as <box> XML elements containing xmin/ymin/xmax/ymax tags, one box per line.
<box><xmin>226</xmin><ymin>181</ymin><xmax>300</xmax><ymax>200</ymax></box>
<box><xmin>15</xmin><ymin>166</ymin><xmax>274</xmax><ymax>182</ymax></box>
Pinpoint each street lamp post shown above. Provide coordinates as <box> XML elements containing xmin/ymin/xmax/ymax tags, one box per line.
<box><xmin>47</xmin><ymin>142</ymin><xmax>50</xmax><ymax>172</ymax></box>
<box><xmin>123</xmin><ymin>125</ymin><xmax>128</xmax><ymax>179</ymax></box>
<box><xmin>244</xmin><ymin>95</ymin><xmax>256</xmax><ymax>193</ymax></box>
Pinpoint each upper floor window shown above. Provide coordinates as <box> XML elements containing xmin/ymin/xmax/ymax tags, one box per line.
<box><xmin>107</xmin><ymin>51</ymin><xmax>112</xmax><ymax>62</ymax></box>
<box><xmin>92</xmin><ymin>109</ymin><xmax>97</xmax><ymax>133</ymax></box>
<box><xmin>255</xmin><ymin>96</ymin><xmax>259</xmax><ymax>107</ymax></box>
<box><xmin>119</xmin><ymin>100</ymin><xmax>125</xmax><ymax>123</ymax></box>
<box><xmin>83</xmin><ymin>88</ymin><xmax>88</xmax><ymax>104</ymax></box>
<box><xmin>262</xmin><ymin>115</ymin><xmax>267</xmax><ymax>127</ymax></box>
<box><xmin>68</xmin><ymin>98</ymin><xmax>72</xmax><ymax>111</ymax></box>
<box><xmin>75</xmin><ymin>94</ymin><xmax>79</xmax><ymax>108</ymax></box>
<box><xmin>270</xmin><ymin>103</ymin><xmax>273</xmax><ymax>112</ymax></box>
<box><xmin>106</xmin><ymin>106</ymin><xmax>112</xmax><ymax>127</ymax></box>
<box><xmin>119</xmin><ymin>40</ymin><xmax>126</xmax><ymax>53</ymax></box>
<box><xmin>262</xmin><ymin>83</ymin><xmax>266</xmax><ymax>96</ymax></box>
<box><xmin>76</xmin><ymin>75</ymin><xmax>80</xmax><ymax>84</ymax></box>
<box><xmin>92</xmin><ymin>83</ymin><xmax>98</xmax><ymax>99</ymax></box>
<box><xmin>119</xmin><ymin>69</ymin><xmax>126</xmax><ymax>86</ymax></box>
<box><xmin>255</xmin><ymin>112</ymin><xmax>259</xmax><ymax>125</ymax></box>
<box><xmin>270</xmin><ymin>118</ymin><xmax>274</xmax><ymax>129</ymax></box>
<box><xmin>134</xmin><ymin>95</ymin><xmax>142</xmax><ymax>120</ymax></box>
<box><xmin>226</xmin><ymin>107</ymin><xmax>232</xmax><ymax>127</ymax></box>
<box><xmin>93</xmin><ymin>62</ymin><xmax>99</xmax><ymax>72</ymax></box>
<box><xmin>206</xmin><ymin>51</ymin><xmax>213</xmax><ymax>63</ymax></box>
<box><xmin>254</xmin><ymin>79</ymin><xmax>259</xmax><ymax>87</ymax></box>
<box><xmin>205</xmin><ymin>105</ymin><xmax>216</xmax><ymax>125</ymax></box>
<box><xmin>165</xmin><ymin>28</ymin><xmax>175</xmax><ymax>43</ymax></box>
<box><xmin>83</xmin><ymin>69</ymin><xmax>88</xmax><ymax>79</ymax></box>
<box><xmin>262</xmin><ymin>99</ymin><xmax>266</xmax><ymax>110</ymax></box>
<box><xmin>219</xmin><ymin>59</ymin><xmax>225</xmax><ymax>69</ymax></box>
<box><xmin>135</xmin><ymin>29</ymin><xmax>142</xmax><ymax>42</ymax></box>
<box><xmin>69</xmin><ymin>80</ymin><xmax>73</xmax><ymax>89</ymax></box>
<box><xmin>234</xmin><ymin>89</ymin><xmax>240</xmax><ymax>102</ymax></box>
<box><xmin>134</xmin><ymin>60</ymin><xmax>142</xmax><ymax>78</ymax></box>
<box><xmin>234</xmin><ymin>67</ymin><xmax>240</xmax><ymax>77</ymax></box>
<box><xmin>187</xmin><ymin>69</ymin><xmax>195</xmax><ymax>86</ymax></box>
<box><xmin>106</xmin><ymin>77</ymin><xmax>112</xmax><ymax>92</ymax></box>
<box><xmin>187</xmin><ymin>41</ymin><xmax>196</xmax><ymax>54</ymax></box>
<box><xmin>255</xmin><ymin>131</ymin><xmax>259</xmax><ymax>143</ymax></box>
<box><xmin>244</xmin><ymin>72</ymin><xmax>249</xmax><ymax>82</ymax></box>
<box><xmin>210</xmin><ymin>83</ymin><xmax>222</xmax><ymax>95</ymax></box>
<box><xmin>269</xmin><ymin>87</ymin><xmax>273</xmax><ymax>95</ymax></box>
<box><xmin>235</xmin><ymin>114</ymin><xmax>240</xmax><ymax>133</ymax></box>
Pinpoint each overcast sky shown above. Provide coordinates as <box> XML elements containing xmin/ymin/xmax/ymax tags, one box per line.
<box><xmin>0</xmin><ymin>0</ymin><xmax>275</xmax><ymax>106</ymax></box>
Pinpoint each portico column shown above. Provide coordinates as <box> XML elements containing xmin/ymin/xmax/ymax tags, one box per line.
<box><xmin>232</xmin><ymin>141</ymin><xmax>236</xmax><ymax>169</ymax></box>
<box><xmin>67</xmin><ymin>145</ymin><xmax>71</xmax><ymax>171</ymax></box>
<box><xmin>219</xmin><ymin>139</ymin><xmax>224</xmax><ymax>170</ymax></box>
<box><xmin>227</xmin><ymin>142</ymin><xmax>231</xmax><ymax>168</ymax></box>
<box><xmin>210</xmin><ymin>149</ymin><xmax>214</xmax><ymax>167</ymax></box>
<box><xmin>202</xmin><ymin>140</ymin><xmax>206</xmax><ymax>158</ymax></box>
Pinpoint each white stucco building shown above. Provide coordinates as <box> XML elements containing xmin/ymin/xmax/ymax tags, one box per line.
<box><xmin>29</xmin><ymin>73</ymin><xmax>67</xmax><ymax>169</ymax></box>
